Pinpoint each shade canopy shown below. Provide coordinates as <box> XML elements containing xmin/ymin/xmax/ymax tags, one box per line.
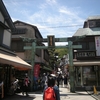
<box><xmin>73</xmin><ymin>60</ymin><xmax>100</xmax><ymax>66</ymax></box>
<box><xmin>0</xmin><ymin>52</ymin><xmax>32</xmax><ymax>70</ymax></box>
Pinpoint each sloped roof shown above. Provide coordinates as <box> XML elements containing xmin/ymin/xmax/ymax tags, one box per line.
<box><xmin>14</xmin><ymin>20</ymin><xmax>36</xmax><ymax>28</ymax></box>
<box><xmin>0</xmin><ymin>0</ymin><xmax>15</xmax><ymax>29</ymax></box>
<box><xmin>73</xmin><ymin>28</ymin><xmax>100</xmax><ymax>36</ymax></box>
<box><xmin>87</xmin><ymin>15</ymin><xmax>100</xmax><ymax>20</ymax></box>
<box><xmin>14</xmin><ymin>20</ymin><xmax>43</xmax><ymax>38</ymax></box>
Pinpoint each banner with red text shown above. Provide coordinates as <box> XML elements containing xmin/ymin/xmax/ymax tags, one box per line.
<box><xmin>34</xmin><ymin>64</ymin><xmax>40</xmax><ymax>78</ymax></box>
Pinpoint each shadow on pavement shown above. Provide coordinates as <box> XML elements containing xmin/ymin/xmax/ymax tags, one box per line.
<box><xmin>60</xmin><ymin>94</ymin><xmax>67</xmax><ymax>96</ymax></box>
<box><xmin>3</xmin><ymin>94</ymin><xmax>36</xmax><ymax>100</ymax></box>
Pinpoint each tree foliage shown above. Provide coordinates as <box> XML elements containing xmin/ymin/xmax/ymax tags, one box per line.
<box><xmin>55</xmin><ymin>48</ymin><xmax>68</xmax><ymax>58</ymax></box>
<box><xmin>48</xmin><ymin>48</ymin><xmax>68</xmax><ymax>69</ymax></box>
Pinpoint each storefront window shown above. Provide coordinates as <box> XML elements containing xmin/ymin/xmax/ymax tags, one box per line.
<box><xmin>83</xmin><ymin>66</ymin><xmax>96</xmax><ymax>86</ymax></box>
<box><xmin>75</xmin><ymin>66</ymin><xmax>97</xmax><ymax>86</ymax></box>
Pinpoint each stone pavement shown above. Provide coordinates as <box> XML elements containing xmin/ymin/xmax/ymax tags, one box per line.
<box><xmin>3</xmin><ymin>87</ymin><xmax>99</xmax><ymax>100</ymax></box>
<box><xmin>87</xmin><ymin>90</ymin><xmax>100</xmax><ymax>100</ymax></box>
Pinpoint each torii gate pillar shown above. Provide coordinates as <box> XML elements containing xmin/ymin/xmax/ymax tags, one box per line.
<box><xmin>68</xmin><ymin>41</ymin><xmax>75</xmax><ymax>92</ymax></box>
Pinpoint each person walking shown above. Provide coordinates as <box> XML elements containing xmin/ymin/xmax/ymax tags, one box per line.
<box><xmin>8</xmin><ymin>74</ymin><xmax>19</xmax><ymax>95</ymax></box>
<box><xmin>22</xmin><ymin>73</ymin><xmax>31</xmax><ymax>96</ymax></box>
<box><xmin>43</xmin><ymin>74</ymin><xmax>60</xmax><ymax>100</ymax></box>
<box><xmin>57</xmin><ymin>74</ymin><xmax>62</xmax><ymax>88</ymax></box>
<box><xmin>64</xmin><ymin>74</ymin><xmax>68</xmax><ymax>88</ymax></box>
<box><xmin>42</xmin><ymin>73</ymin><xmax>48</xmax><ymax>90</ymax></box>
<box><xmin>57</xmin><ymin>75</ymin><xmax>60</xmax><ymax>88</ymax></box>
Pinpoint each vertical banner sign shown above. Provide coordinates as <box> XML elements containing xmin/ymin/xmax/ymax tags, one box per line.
<box><xmin>50</xmin><ymin>37</ymin><xmax>53</xmax><ymax>46</ymax></box>
<box><xmin>95</xmin><ymin>36</ymin><xmax>100</xmax><ymax>56</ymax></box>
<box><xmin>34</xmin><ymin>64</ymin><xmax>40</xmax><ymax>78</ymax></box>
<box><xmin>47</xmin><ymin>35</ymin><xmax>55</xmax><ymax>47</ymax></box>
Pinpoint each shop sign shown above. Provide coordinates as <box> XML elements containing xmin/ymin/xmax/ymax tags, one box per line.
<box><xmin>95</xmin><ymin>36</ymin><xmax>100</xmax><ymax>56</ymax></box>
<box><xmin>76</xmin><ymin>51</ymin><xmax>95</xmax><ymax>57</ymax></box>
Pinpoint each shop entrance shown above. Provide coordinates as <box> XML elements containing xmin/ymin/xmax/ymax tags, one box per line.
<box><xmin>75</xmin><ymin>66</ymin><xmax>99</xmax><ymax>87</ymax></box>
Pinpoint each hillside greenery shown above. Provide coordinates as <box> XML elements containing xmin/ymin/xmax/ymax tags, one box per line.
<box><xmin>48</xmin><ymin>48</ymin><xmax>68</xmax><ymax>68</ymax></box>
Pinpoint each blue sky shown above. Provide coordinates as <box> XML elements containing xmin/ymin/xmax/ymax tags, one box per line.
<box><xmin>3</xmin><ymin>0</ymin><xmax>100</xmax><ymax>45</ymax></box>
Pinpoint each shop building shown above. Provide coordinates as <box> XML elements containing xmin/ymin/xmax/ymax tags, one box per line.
<box><xmin>0</xmin><ymin>0</ymin><xmax>32</xmax><ymax>96</ymax></box>
<box><xmin>11</xmin><ymin>20</ymin><xmax>53</xmax><ymax>77</ymax></box>
<box><xmin>72</xmin><ymin>16</ymin><xmax>100</xmax><ymax>91</ymax></box>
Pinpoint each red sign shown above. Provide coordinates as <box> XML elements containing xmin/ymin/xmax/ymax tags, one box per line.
<box><xmin>34</xmin><ymin>64</ymin><xmax>40</xmax><ymax>78</ymax></box>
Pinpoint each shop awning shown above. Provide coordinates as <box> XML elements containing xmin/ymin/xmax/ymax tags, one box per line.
<box><xmin>73</xmin><ymin>60</ymin><xmax>100</xmax><ymax>66</ymax></box>
<box><xmin>0</xmin><ymin>53</ymin><xmax>32</xmax><ymax>70</ymax></box>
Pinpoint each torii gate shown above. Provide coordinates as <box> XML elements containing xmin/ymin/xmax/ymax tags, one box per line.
<box><xmin>20</xmin><ymin>35</ymin><xmax>82</xmax><ymax>92</ymax></box>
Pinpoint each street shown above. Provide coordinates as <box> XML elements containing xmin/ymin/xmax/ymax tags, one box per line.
<box><xmin>3</xmin><ymin>87</ymin><xmax>98</xmax><ymax>100</ymax></box>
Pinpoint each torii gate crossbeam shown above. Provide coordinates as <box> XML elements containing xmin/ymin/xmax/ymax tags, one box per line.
<box><xmin>20</xmin><ymin>36</ymin><xmax>82</xmax><ymax>92</ymax></box>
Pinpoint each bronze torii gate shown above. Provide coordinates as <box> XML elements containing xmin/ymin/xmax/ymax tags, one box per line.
<box><xmin>21</xmin><ymin>35</ymin><xmax>82</xmax><ymax>92</ymax></box>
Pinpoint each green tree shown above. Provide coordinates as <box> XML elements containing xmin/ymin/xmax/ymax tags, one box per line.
<box><xmin>48</xmin><ymin>48</ymin><xmax>55</xmax><ymax>69</ymax></box>
<box><xmin>55</xmin><ymin>48</ymin><xmax>68</xmax><ymax>58</ymax></box>
<box><xmin>48</xmin><ymin>48</ymin><xmax>68</xmax><ymax>69</ymax></box>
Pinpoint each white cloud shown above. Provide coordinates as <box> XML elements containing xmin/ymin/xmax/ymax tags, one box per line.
<box><xmin>59</xmin><ymin>6</ymin><xmax>74</xmax><ymax>15</ymax></box>
<box><xmin>4</xmin><ymin>0</ymin><xmax>85</xmax><ymax>39</ymax></box>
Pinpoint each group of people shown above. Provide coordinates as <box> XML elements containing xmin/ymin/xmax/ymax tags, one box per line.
<box><xmin>9</xmin><ymin>73</ymin><xmax>31</xmax><ymax>96</ymax></box>
<box><xmin>41</xmin><ymin>73</ymin><xmax>68</xmax><ymax>100</ymax></box>
<box><xmin>21</xmin><ymin>72</ymin><xmax>68</xmax><ymax>100</ymax></box>
<box><xmin>0</xmin><ymin>72</ymin><xmax>68</xmax><ymax>100</ymax></box>
<box><xmin>8</xmin><ymin>74</ymin><xmax>19</xmax><ymax>95</ymax></box>
<box><xmin>42</xmin><ymin>73</ymin><xmax>68</xmax><ymax>88</ymax></box>
<box><xmin>56</xmin><ymin>74</ymin><xmax>68</xmax><ymax>88</ymax></box>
